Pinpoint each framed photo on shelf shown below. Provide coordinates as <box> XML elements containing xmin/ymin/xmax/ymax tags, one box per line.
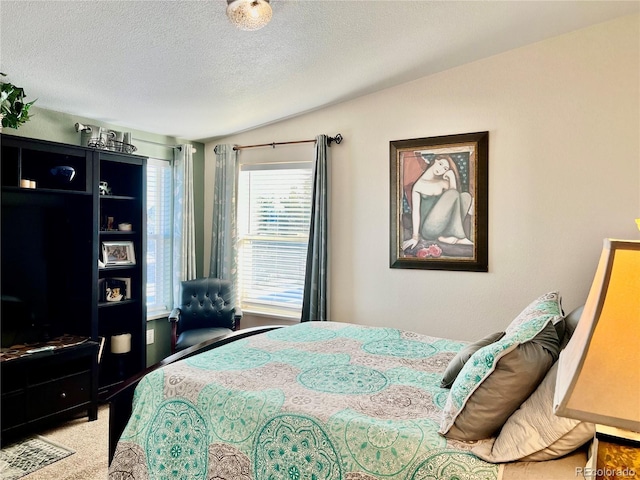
<box><xmin>104</xmin><ymin>277</ymin><xmax>131</xmax><ymax>302</ymax></box>
<box><xmin>101</xmin><ymin>241</ymin><xmax>136</xmax><ymax>266</ymax></box>
<box><xmin>390</xmin><ymin>131</ymin><xmax>489</xmax><ymax>272</ymax></box>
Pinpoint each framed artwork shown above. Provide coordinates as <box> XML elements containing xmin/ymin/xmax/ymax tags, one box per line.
<box><xmin>390</xmin><ymin>131</ymin><xmax>488</xmax><ymax>271</ymax></box>
<box><xmin>101</xmin><ymin>241</ymin><xmax>136</xmax><ymax>266</ymax></box>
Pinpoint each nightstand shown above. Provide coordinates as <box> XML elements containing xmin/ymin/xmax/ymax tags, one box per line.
<box><xmin>584</xmin><ymin>426</ymin><xmax>640</xmax><ymax>480</ymax></box>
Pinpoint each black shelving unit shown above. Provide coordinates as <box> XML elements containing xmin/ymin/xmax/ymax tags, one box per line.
<box><xmin>1</xmin><ymin>133</ymin><xmax>147</xmax><ymax>406</ymax></box>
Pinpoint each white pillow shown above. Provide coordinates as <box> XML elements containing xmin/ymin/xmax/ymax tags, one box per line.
<box><xmin>471</xmin><ymin>362</ymin><xmax>594</xmax><ymax>462</ymax></box>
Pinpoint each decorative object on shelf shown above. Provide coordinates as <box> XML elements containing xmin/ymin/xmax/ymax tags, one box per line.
<box><xmin>117</xmin><ymin>223</ymin><xmax>132</xmax><ymax>231</ymax></box>
<box><xmin>101</xmin><ymin>241</ymin><xmax>136</xmax><ymax>266</ymax></box>
<box><xmin>111</xmin><ymin>332</ymin><xmax>132</xmax><ymax>380</ymax></box>
<box><xmin>19</xmin><ymin>178</ymin><xmax>36</xmax><ymax>189</ymax></box>
<box><xmin>554</xmin><ymin>238</ymin><xmax>640</xmax><ymax>476</ymax></box>
<box><xmin>106</xmin><ymin>216</ymin><xmax>115</xmax><ymax>231</ymax></box>
<box><xmin>49</xmin><ymin>165</ymin><xmax>76</xmax><ymax>183</ymax></box>
<box><xmin>110</xmin><ymin>333</ymin><xmax>131</xmax><ymax>354</ymax></box>
<box><xmin>106</xmin><ymin>285</ymin><xmax>123</xmax><ymax>302</ymax></box>
<box><xmin>0</xmin><ymin>73</ymin><xmax>36</xmax><ymax>130</ymax></box>
<box><xmin>226</xmin><ymin>0</ymin><xmax>272</xmax><ymax>31</ymax></box>
<box><xmin>99</xmin><ymin>181</ymin><xmax>112</xmax><ymax>196</ymax></box>
<box><xmin>105</xmin><ymin>278</ymin><xmax>128</xmax><ymax>302</ymax></box>
<box><xmin>75</xmin><ymin>123</ymin><xmax>137</xmax><ymax>153</ymax></box>
<box><xmin>103</xmin><ymin>277</ymin><xmax>131</xmax><ymax>302</ymax></box>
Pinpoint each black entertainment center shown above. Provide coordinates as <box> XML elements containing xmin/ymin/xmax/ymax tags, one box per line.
<box><xmin>1</xmin><ymin>133</ymin><xmax>147</xmax><ymax>440</ymax></box>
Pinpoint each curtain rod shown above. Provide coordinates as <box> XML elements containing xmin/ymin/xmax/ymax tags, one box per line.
<box><xmin>131</xmin><ymin>137</ymin><xmax>197</xmax><ymax>153</ymax></box>
<box><xmin>233</xmin><ymin>133</ymin><xmax>343</xmax><ymax>151</ymax></box>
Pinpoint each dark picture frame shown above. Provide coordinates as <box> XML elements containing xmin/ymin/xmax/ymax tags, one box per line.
<box><xmin>105</xmin><ymin>277</ymin><xmax>131</xmax><ymax>302</ymax></box>
<box><xmin>390</xmin><ymin>131</ymin><xmax>488</xmax><ymax>271</ymax></box>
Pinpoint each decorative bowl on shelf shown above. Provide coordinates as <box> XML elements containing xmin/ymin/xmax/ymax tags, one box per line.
<box><xmin>50</xmin><ymin>165</ymin><xmax>76</xmax><ymax>182</ymax></box>
<box><xmin>118</xmin><ymin>223</ymin><xmax>132</xmax><ymax>231</ymax></box>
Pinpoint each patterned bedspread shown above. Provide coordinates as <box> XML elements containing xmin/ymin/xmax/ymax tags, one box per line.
<box><xmin>109</xmin><ymin>322</ymin><xmax>499</xmax><ymax>480</ymax></box>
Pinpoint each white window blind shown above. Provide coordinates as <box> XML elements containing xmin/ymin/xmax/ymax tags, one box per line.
<box><xmin>237</xmin><ymin>162</ymin><xmax>313</xmax><ymax>317</ymax></box>
<box><xmin>146</xmin><ymin>158</ymin><xmax>173</xmax><ymax>318</ymax></box>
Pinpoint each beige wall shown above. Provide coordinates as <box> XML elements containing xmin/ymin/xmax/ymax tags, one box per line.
<box><xmin>204</xmin><ymin>14</ymin><xmax>640</xmax><ymax>341</ymax></box>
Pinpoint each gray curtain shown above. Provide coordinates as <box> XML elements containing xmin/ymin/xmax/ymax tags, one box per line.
<box><xmin>209</xmin><ymin>144</ymin><xmax>238</xmax><ymax>302</ymax></box>
<box><xmin>301</xmin><ymin>134</ymin><xmax>329</xmax><ymax>321</ymax></box>
<box><xmin>173</xmin><ymin>144</ymin><xmax>197</xmax><ymax>304</ymax></box>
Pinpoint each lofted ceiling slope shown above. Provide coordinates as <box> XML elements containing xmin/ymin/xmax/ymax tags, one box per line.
<box><xmin>1</xmin><ymin>1</ymin><xmax>638</xmax><ymax>142</ymax></box>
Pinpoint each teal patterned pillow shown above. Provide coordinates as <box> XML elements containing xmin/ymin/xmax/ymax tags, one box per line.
<box><xmin>439</xmin><ymin>292</ymin><xmax>563</xmax><ymax>438</ymax></box>
<box><xmin>504</xmin><ymin>291</ymin><xmax>564</xmax><ymax>335</ymax></box>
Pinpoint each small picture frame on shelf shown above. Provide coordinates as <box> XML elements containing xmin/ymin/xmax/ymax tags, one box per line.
<box><xmin>101</xmin><ymin>241</ymin><xmax>136</xmax><ymax>266</ymax></box>
<box><xmin>105</xmin><ymin>277</ymin><xmax>131</xmax><ymax>302</ymax></box>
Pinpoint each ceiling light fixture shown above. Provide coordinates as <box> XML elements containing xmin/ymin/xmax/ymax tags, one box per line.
<box><xmin>226</xmin><ymin>0</ymin><xmax>272</xmax><ymax>31</ymax></box>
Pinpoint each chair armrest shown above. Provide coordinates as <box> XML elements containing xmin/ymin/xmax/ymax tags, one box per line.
<box><xmin>169</xmin><ymin>307</ymin><xmax>181</xmax><ymax>322</ymax></box>
<box><xmin>169</xmin><ymin>307</ymin><xmax>181</xmax><ymax>353</ymax></box>
<box><xmin>234</xmin><ymin>307</ymin><xmax>243</xmax><ymax>330</ymax></box>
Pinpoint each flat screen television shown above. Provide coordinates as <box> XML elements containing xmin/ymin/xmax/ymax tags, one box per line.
<box><xmin>1</xmin><ymin>193</ymin><xmax>93</xmax><ymax>348</ymax></box>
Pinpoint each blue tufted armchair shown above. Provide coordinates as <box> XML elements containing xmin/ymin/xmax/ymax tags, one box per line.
<box><xmin>168</xmin><ymin>278</ymin><xmax>242</xmax><ymax>353</ymax></box>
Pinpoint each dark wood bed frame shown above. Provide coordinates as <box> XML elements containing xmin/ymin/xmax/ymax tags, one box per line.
<box><xmin>105</xmin><ymin>325</ymin><xmax>285</xmax><ymax>464</ymax></box>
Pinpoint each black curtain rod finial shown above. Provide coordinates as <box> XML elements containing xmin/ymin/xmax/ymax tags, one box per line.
<box><xmin>328</xmin><ymin>133</ymin><xmax>343</xmax><ymax>146</ymax></box>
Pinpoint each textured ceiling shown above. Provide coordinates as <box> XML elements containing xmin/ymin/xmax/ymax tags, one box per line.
<box><xmin>1</xmin><ymin>1</ymin><xmax>638</xmax><ymax>142</ymax></box>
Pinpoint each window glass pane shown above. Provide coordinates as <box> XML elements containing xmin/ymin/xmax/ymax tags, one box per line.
<box><xmin>237</xmin><ymin>164</ymin><xmax>312</xmax><ymax>317</ymax></box>
<box><xmin>146</xmin><ymin>158</ymin><xmax>172</xmax><ymax>316</ymax></box>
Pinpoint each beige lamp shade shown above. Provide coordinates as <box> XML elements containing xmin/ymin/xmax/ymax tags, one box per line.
<box><xmin>554</xmin><ymin>239</ymin><xmax>640</xmax><ymax>433</ymax></box>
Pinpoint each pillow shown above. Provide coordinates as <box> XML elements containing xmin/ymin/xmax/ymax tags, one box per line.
<box><xmin>505</xmin><ymin>292</ymin><xmax>564</xmax><ymax>336</ymax></box>
<box><xmin>440</xmin><ymin>332</ymin><xmax>505</xmax><ymax>388</ymax></box>
<box><xmin>471</xmin><ymin>362</ymin><xmax>595</xmax><ymax>462</ymax></box>
<box><xmin>439</xmin><ymin>292</ymin><xmax>563</xmax><ymax>441</ymax></box>
<box><xmin>560</xmin><ymin>305</ymin><xmax>584</xmax><ymax>349</ymax></box>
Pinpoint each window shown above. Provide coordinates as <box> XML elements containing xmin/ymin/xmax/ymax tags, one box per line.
<box><xmin>237</xmin><ymin>162</ymin><xmax>313</xmax><ymax>318</ymax></box>
<box><xmin>146</xmin><ymin>158</ymin><xmax>173</xmax><ymax>318</ymax></box>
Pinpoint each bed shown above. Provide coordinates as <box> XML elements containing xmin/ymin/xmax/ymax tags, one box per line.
<box><xmin>108</xmin><ymin>292</ymin><xmax>591</xmax><ymax>480</ymax></box>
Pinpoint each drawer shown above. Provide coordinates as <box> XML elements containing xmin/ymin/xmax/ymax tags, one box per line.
<box><xmin>27</xmin><ymin>371</ymin><xmax>92</xmax><ymax>421</ymax></box>
<box><xmin>1</xmin><ymin>366</ymin><xmax>26</xmax><ymax>393</ymax></box>
<box><xmin>1</xmin><ymin>391</ymin><xmax>27</xmax><ymax>430</ymax></box>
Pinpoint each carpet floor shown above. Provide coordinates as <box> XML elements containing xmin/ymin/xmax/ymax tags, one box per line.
<box><xmin>12</xmin><ymin>405</ymin><xmax>109</xmax><ymax>480</ymax></box>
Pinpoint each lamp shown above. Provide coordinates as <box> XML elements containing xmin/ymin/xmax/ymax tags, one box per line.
<box><xmin>554</xmin><ymin>239</ymin><xmax>640</xmax><ymax>478</ymax></box>
<box><xmin>226</xmin><ymin>0</ymin><xmax>272</xmax><ymax>31</ymax></box>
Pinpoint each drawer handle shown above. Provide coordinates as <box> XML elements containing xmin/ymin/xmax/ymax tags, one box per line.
<box><xmin>60</xmin><ymin>392</ymin><xmax>67</xmax><ymax>399</ymax></box>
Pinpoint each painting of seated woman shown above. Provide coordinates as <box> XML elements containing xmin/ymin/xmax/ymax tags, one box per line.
<box><xmin>390</xmin><ymin>132</ymin><xmax>488</xmax><ymax>271</ymax></box>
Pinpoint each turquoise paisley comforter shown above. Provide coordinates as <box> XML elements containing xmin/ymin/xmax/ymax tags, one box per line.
<box><xmin>108</xmin><ymin>322</ymin><xmax>498</xmax><ymax>480</ymax></box>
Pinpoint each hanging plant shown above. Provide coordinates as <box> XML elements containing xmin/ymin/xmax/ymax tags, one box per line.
<box><xmin>1</xmin><ymin>73</ymin><xmax>36</xmax><ymax>129</ymax></box>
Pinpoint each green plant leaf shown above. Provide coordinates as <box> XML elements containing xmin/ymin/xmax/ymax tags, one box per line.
<box><xmin>0</xmin><ymin>79</ymin><xmax>36</xmax><ymax>129</ymax></box>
